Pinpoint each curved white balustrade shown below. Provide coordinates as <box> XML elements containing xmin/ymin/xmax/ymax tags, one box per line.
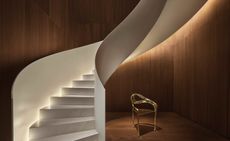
<box><xmin>96</xmin><ymin>0</ymin><xmax>167</xmax><ymax>85</ymax></box>
<box><xmin>12</xmin><ymin>42</ymin><xmax>102</xmax><ymax>141</ymax></box>
<box><xmin>126</xmin><ymin>0</ymin><xmax>207</xmax><ymax>60</ymax></box>
<box><xmin>95</xmin><ymin>0</ymin><xmax>207</xmax><ymax>85</ymax></box>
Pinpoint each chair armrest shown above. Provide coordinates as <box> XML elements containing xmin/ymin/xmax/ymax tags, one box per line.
<box><xmin>131</xmin><ymin>93</ymin><xmax>158</xmax><ymax>112</ymax></box>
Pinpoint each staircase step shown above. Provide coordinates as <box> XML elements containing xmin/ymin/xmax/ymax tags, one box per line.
<box><xmin>82</xmin><ymin>74</ymin><xmax>95</xmax><ymax>80</ymax></box>
<box><xmin>72</xmin><ymin>80</ymin><xmax>95</xmax><ymax>87</ymax></box>
<box><xmin>37</xmin><ymin>117</ymin><xmax>95</xmax><ymax>126</ymax></box>
<box><xmin>51</xmin><ymin>96</ymin><xmax>94</xmax><ymax>105</ymax></box>
<box><xmin>40</xmin><ymin>106</ymin><xmax>94</xmax><ymax>119</ymax></box>
<box><xmin>30</xmin><ymin>118</ymin><xmax>95</xmax><ymax>140</ymax></box>
<box><xmin>50</xmin><ymin>105</ymin><xmax>94</xmax><ymax>109</ymax></box>
<box><xmin>61</xmin><ymin>95</ymin><xmax>94</xmax><ymax>98</ymax></box>
<box><xmin>30</xmin><ymin>129</ymin><xmax>98</xmax><ymax>141</ymax></box>
<box><xmin>62</xmin><ymin>87</ymin><xmax>94</xmax><ymax>96</ymax></box>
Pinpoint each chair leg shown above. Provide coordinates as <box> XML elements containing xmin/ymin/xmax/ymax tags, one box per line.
<box><xmin>153</xmin><ymin>110</ymin><xmax>157</xmax><ymax>131</ymax></box>
<box><xmin>137</xmin><ymin>114</ymin><xmax>140</xmax><ymax>137</ymax></box>
<box><xmin>132</xmin><ymin>110</ymin><xmax>135</xmax><ymax>127</ymax></box>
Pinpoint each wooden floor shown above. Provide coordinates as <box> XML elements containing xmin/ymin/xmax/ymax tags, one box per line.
<box><xmin>106</xmin><ymin>112</ymin><xmax>230</xmax><ymax>141</ymax></box>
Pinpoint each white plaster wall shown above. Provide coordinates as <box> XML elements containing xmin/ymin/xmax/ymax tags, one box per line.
<box><xmin>94</xmin><ymin>70</ymin><xmax>105</xmax><ymax>141</ymax></box>
<box><xmin>12</xmin><ymin>41</ymin><xmax>102</xmax><ymax>141</ymax></box>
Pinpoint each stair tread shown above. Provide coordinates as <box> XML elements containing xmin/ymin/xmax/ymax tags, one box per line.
<box><xmin>63</xmin><ymin>87</ymin><xmax>94</xmax><ymax>89</ymax></box>
<box><xmin>82</xmin><ymin>74</ymin><xmax>95</xmax><ymax>81</ymax></box>
<box><xmin>32</xmin><ymin>117</ymin><xmax>95</xmax><ymax>127</ymax></box>
<box><xmin>82</xmin><ymin>79</ymin><xmax>95</xmax><ymax>81</ymax></box>
<box><xmin>83</xmin><ymin>74</ymin><xmax>94</xmax><ymax>76</ymax></box>
<box><xmin>30</xmin><ymin>129</ymin><xmax>98</xmax><ymax>141</ymax></box>
<box><xmin>71</xmin><ymin>86</ymin><xmax>95</xmax><ymax>89</ymax></box>
<box><xmin>53</xmin><ymin>95</ymin><xmax>95</xmax><ymax>98</ymax></box>
<box><xmin>73</xmin><ymin>80</ymin><xmax>95</xmax><ymax>82</ymax></box>
<box><xmin>43</xmin><ymin>105</ymin><xmax>95</xmax><ymax>109</ymax></box>
<box><xmin>61</xmin><ymin>95</ymin><xmax>94</xmax><ymax>97</ymax></box>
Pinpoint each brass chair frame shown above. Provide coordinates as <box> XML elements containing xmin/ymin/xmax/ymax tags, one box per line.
<box><xmin>131</xmin><ymin>93</ymin><xmax>158</xmax><ymax>136</ymax></box>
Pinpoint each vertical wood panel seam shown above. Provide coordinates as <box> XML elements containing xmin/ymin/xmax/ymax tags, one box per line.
<box><xmin>227</xmin><ymin>56</ymin><xmax>230</xmax><ymax>138</ymax></box>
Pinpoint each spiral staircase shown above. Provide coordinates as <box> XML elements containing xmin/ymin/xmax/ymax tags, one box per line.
<box><xmin>12</xmin><ymin>0</ymin><xmax>208</xmax><ymax>141</ymax></box>
<box><xmin>29</xmin><ymin>72</ymin><xmax>98</xmax><ymax>141</ymax></box>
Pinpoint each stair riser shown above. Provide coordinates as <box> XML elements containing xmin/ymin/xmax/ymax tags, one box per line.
<box><xmin>83</xmin><ymin>75</ymin><xmax>94</xmax><ymax>80</ymax></box>
<box><xmin>38</xmin><ymin>117</ymin><xmax>95</xmax><ymax>126</ymax></box>
<box><xmin>40</xmin><ymin>109</ymin><xmax>94</xmax><ymax>119</ymax></box>
<box><xmin>78</xmin><ymin>134</ymin><xmax>98</xmax><ymax>141</ymax></box>
<box><xmin>51</xmin><ymin>97</ymin><xmax>94</xmax><ymax>105</ymax></box>
<box><xmin>30</xmin><ymin>120</ymin><xmax>95</xmax><ymax>140</ymax></box>
<box><xmin>62</xmin><ymin>88</ymin><xmax>94</xmax><ymax>96</ymax></box>
<box><xmin>72</xmin><ymin>81</ymin><xmax>95</xmax><ymax>87</ymax></box>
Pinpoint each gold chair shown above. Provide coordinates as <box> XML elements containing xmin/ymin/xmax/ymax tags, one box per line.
<box><xmin>130</xmin><ymin>93</ymin><xmax>158</xmax><ymax>136</ymax></box>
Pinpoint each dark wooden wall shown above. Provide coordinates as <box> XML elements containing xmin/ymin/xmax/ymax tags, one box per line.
<box><xmin>173</xmin><ymin>0</ymin><xmax>230</xmax><ymax>137</ymax></box>
<box><xmin>106</xmin><ymin>0</ymin><xmax>230</xmax><ymax>138</ymax></box>
<box><xmin>0</xmin><ymin>1</ymin><xmax>66</xmax><ymax>140</ymax></box>
<box><xmin>106</xmin><ymin>42</ymin><xmax>174</xmax><ymax>112</ymax></box>
<box><xmin>0</xmin><ymin>0</ymin><xmax>139</xmax><ymax>140</ymax></box>
<box><xmin>229</xmin><ymin>83</ymin><xmax>230</xmax><ymax>137</ymax></box>
<box><xmin>67</xmin><ymin>0</ymin><xmax>139</xmax><ymax>46</ymax></box>
<box><xmin>34</xmin><ymin>0</ymin><xmax>140</xmax><ymax>47</ymax></box>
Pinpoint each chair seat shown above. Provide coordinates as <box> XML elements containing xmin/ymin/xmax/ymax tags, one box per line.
<box><xmin>134</xmin><ymin>108</ymin><xmax>155</xmax><ymax>116</ymax></box>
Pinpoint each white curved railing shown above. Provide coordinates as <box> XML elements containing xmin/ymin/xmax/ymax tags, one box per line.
<box><xmin>126</xmin><ymin>0</ymin><xmax>207</xmax><ymax>60</ymax></box>
<box><xmin>12</xmin><ymin>42</ymin><xmax>102</xmax><ymax>141</ymax></box>
<box><xmin>95</xmin><ymin>0</ymin><xmax>207</xmax><ymax>84</ymax></box>
<box><xmin>95</xmin><ymin>0</ymin><xmax>167</xmax><ymax>85</ymax></box>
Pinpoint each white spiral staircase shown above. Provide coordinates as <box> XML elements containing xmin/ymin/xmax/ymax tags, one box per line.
<box><xmin>29</xmin><ymin>72</ymin><xmax>98</xmax><ymax>141</ymax></box>
<box><xmin>12</xmin><ymin>0</ymin><xmax>208</xmax><ymax>141</ymax></box>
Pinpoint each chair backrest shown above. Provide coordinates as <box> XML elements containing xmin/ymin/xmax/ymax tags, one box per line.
<box><xmin>131</xmin><ymin>93</ymin><xmax>145</xmax><ymax>104</ymax></box>
<box><xmin>130</xmin><ymin>93</ymin><xmax>158</xmax><ymax>110</ymax></box>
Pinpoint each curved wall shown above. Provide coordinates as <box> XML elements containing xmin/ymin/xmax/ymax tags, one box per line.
<box><xmin>96</xmin><ymin>0</ymin><xmax>167</xmax><ymax>85</ymax></box>
<box><xmin>106</xmin><ymin>0</ymin><xmax>230</xmax><ymax>137</ymax></box>
<box><xmin>106</xmin><ymin>42</ymin><xmax>174</xmax><ymax>112</ymax></box>
<box><xmin>12</xmin><ymin>42</ymin><xmax>101</xmax><ymax>141</ymax></box>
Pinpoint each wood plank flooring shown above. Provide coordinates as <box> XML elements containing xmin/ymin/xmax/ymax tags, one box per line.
<box><xmin>106</xmin><ymin>112</ymin><xmax>230</xmax><ymax>141</ymax></box>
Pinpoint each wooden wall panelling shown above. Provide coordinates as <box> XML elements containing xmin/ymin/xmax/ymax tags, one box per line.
<box><xmin>34</xmin><ymin>0</ymin><xmax>140</xmax><ymax>47</ymax></box>
<box><xmin>49</xmin><ymin>0</ymin><xmax>68</xmax><ymax>28</ymax></box>
<box><xmin>106</xmin><ymin>62</ymin><xmax>134</xmax><ymax>112</ymax></box>
<box><xmin>173</xmin><ymin>0</ymin><xmax>230</xmax><ymax>136</ymax></box>
<box><xmin>149</xmin><ymin>42</ymin><xmax>174</xmax><ymax>111</ymax></box>
<box><xmin>226</xmin><ymin>7</ymin><xmax>230</xmax><ymax>136</ymax></box>
<box><xmin>0</xmin><ymin>1</ymin><xmax>25</xmax><ymax>140</ymax></box>
<box><xmin>105</xmin><ymin>41</ymin><xmax>174</xmax><ymax>112</ymax></box>
<box><xmin>174</xmin><ymin>30</ymin><xmax>207</xmax><ymax>122</ymax></box>
<box><xmin>33</xmin><ymin>0</ymin><xmax>49</xmax><ymax>15</ymax></box>
<box><xmin>229</xmin><ymin>80</ymin><xmax>230</xmax><ymax>138</ymax></box>
<box><xmin>0</xmin><ymin>0</ymin><xmax>66</xmax><ymax>140</ymax></box>
<box><xmin>224</xmin><ymin>1</ymin><xmax>230</xmax><ymax>138</ymax></box>
<box><xmin>106</xmin><ymin>0</ymin><xmax>230</xmax><ymax>138</ymax></box>
<box><xmin>67</xmin><ymin>0</ymin><xmax>139</xmax><ymax>46</ymax></box>
<box><xmin>229</xmin><ymin>72</ymin><xmax>230</xmax><ymax>138</ymax></box>
<box><xmin>205</xmin><ymin>0</ymin><xmax>230</xmax><ymax>135</ymax></box>
<box><xmin>0</xmin><ymin>0</ymin><xmax>140</xmax><ymax>140</ymax></box>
